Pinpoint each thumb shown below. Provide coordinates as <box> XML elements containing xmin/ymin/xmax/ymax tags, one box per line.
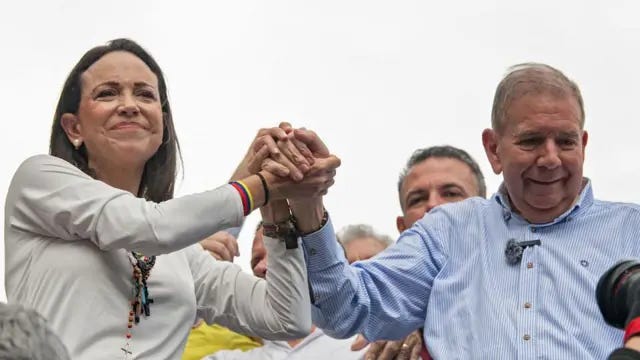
<box><xmin>351</xmin><ymin>334</ymin><xmax>369</xmax><ymax>351</ymax></box>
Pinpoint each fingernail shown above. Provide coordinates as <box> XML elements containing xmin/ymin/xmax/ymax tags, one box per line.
<box><xmin>300</xmin><ymin>164</ymin><xmax>310</xmax><ymax>172</ymax></box>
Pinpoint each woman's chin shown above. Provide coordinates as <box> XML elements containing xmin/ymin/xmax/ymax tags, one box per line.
<box><xmin>107</xmin><ymin>144</ymin><xmax>159</xmax><ymax>167</ymax></box>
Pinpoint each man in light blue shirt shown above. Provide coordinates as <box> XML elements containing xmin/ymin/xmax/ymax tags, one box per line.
<box><xmin>286</xmin><ymin>63</ymin><xmax>640</xmax><ymax>359</ymax></box>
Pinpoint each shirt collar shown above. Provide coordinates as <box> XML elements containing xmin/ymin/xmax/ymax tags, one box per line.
<box><xmin>493</xmin><ymin>178</ymin><xmax>593</xmax><ymax>225</ymax></box>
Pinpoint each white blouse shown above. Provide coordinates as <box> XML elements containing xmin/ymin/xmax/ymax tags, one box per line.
<box><xmin>4</xmin><ymin>155</ymin><xmax>311</xmax><ymax>359</ymax></box>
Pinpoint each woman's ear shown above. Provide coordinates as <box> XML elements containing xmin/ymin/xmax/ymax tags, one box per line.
<box><xmin>60</xmin><ymin>113</ymin><xmax>83</xmax><ymax>149</ymax></box>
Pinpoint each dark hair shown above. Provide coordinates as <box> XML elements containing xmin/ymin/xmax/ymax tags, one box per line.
<box><xmin>397</xmin><ymin>145</ymin><xmax>486</xmax><ymax>210</ymax></box>
<box><xmin>49</xmin><ymin>38</ymin><xmax>181</xmax><ymax>202</ymax></box>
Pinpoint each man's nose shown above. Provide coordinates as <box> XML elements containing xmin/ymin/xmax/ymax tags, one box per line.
<box><xmin>425</xmin><ymin>194</ymin><xmax>442</xmax><ymax>213</ymax></box>
<box><xmin>536</xmin><ymin>139</ymin><xmax>561</xmax><ymax>169</ymax></box>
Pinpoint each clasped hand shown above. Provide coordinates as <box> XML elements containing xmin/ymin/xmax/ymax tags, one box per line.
<box><xmin>234</xmin><ymin>122</ymin><xmax>340</xmax><ymax>204</ymax></box>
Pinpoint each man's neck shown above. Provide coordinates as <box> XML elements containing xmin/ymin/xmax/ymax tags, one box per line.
<box><xmin>501</xmin><ymin>179</ymin><xmax>586</xmax><ymax>224</ymax></box>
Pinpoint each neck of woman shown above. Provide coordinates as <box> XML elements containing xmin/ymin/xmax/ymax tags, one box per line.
<box><xmin>91</xmin><ymin>160</ymin><xmax>145</xmax><ymax>196</ymax></box>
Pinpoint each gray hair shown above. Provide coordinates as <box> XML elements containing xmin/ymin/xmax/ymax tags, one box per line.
<box><xmin>492</xmin><ymin>63</ymin><xmax>585</xmax><ymax>133</ymax></box>
<box><xmin>336</xmin><ymin>224</ymin><xmax>393</xmax><ymax>248</ymax></box>
<box><xmin>397</xmin><ymin>145</ymin><xmax>486</xmax><ymax>210</ymax></box>
<box><xmin>0</xmin><ymin>303</ymin><xmax>70</xmax><ymax>360</ymax></box>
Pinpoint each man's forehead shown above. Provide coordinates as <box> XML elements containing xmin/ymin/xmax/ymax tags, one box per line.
<box><xmin>406</xmin><ymin>157</ymin><xmax>473</xmax><ymax>182</ymax></box>
<box><xmin>402</xmin><ymin>157</ymin><xmax>476</xmax><ymax>195</ymax></box>
<box><xmin>504</xmin><ymin>93</ymin><xmax>582</xmax><ymax>131</ymax></box>
<box><xmin>511</xmin><ymin>128</ymin><xmax>581</xmax><ymax>137</ymax></box>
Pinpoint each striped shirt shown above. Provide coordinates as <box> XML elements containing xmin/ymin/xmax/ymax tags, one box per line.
<box><xmin>302</xmin><ymin>180</ymin><xmax>640</xmax><ymax>359</ymax></box>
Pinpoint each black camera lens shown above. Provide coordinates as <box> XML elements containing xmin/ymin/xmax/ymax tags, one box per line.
<box><xmin>597</xmin><ymin>260</ymin><xmax>640</xmax><ymax>329</ymax></box>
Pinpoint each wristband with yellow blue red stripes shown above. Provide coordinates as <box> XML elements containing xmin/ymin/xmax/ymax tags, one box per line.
<box><xmin>230</xmin><ymin>181</ymin><xmax>253</xmax><ymax>216</ymax></box>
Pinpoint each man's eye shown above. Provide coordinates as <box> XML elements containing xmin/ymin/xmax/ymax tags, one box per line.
<box><xmin>558</xmin><ymin>139</ymin><xmax>577</xmax><ymax>149</ymax></box>
<box><xmin>516</xmin><ymin>138</ymin><xmax>541</xmax><ymax>150</ymax></box>
<box><xmin>443</xmin><ymin>191</ymin><xmax>462</xmax><ymax>198</ymax></box>
<box><xmin>408</xmin><ymin>197</ymin><xmax>423</xmax><ymax>206</ymax></box>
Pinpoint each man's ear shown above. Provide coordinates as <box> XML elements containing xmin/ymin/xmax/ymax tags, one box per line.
<box><xmin>60</xmin><ymin>113</ymin><xmax>83</xmax><ymax>146</ymax></box>
<box><xmin>581</xmin><ymin>129</ymin><xmax>589</xmax><ymax>155</ymax></box>
<box><xmin>396</xmin><ymin>216</ymin><xmax>407</xmax><ymax>233</ymax></box>
<box><xmin>482</xmin><ymin>128</ymin><xmax>503</xmax><ymax>175</ymax></box>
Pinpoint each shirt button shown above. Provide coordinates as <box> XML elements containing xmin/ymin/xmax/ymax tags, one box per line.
<box><xmin>530</xmin><ymin>227</ymin><xmax>536</xmax><ymax>233</ymax></box>
<box><xmin>309</xmin><ymin>248</ymin><xmax>317</xmax><ymax>256</ymax></box>
<box><xmin>524</xmin><ymin>302</ymin><xmax>532</xmax><ymax>309</ymax></box>
<box><xmin>527</xmin><ymin>262</ymin><xmax>534</xmax><ymax>269</ymax></box>
<box><xmin>523</xmin><ymin>334</ymin><xmax>531</xmax><ymax>341</ymax></box>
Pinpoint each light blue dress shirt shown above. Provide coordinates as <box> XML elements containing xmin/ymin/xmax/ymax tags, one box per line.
<box><xmin>302</xmin><ymin>181</ymin><xmax>640</xmax><ymax>359</ymax></box>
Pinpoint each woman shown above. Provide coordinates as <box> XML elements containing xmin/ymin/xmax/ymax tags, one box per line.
<box><xmin>4</xmin><ymin>39</ymin><xmax>338</xmax><ymax>359</ymax></box>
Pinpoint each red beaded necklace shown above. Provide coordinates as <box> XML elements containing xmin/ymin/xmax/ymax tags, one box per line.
<box><xmin>121</xmin><ymin>252</ymin><xmax>156</xmax><ymax>359</ymax></box>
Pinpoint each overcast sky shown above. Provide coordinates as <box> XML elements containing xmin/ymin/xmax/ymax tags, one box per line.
<box><xmin>1</xmin><ymin>0</ymin><xmax>640</xmax><ymax>300</ymax></box>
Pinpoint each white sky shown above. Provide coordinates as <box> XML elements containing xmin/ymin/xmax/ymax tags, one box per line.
<box><xmin>1</xmin><ymin>0</ymin><xmax>640</xmax><ymax>301</ymax></box>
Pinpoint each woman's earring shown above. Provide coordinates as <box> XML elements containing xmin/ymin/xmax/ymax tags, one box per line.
<box><xmin>72</xmin><ymin>139</ymin><xmax>82</xmax><ymax>150</ymax></box>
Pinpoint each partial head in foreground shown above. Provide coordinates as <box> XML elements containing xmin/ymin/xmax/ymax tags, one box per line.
<box><xmin>0</xmin><ymin>303</ymin><xmax>70</xmax><ymax>360</ymax></box>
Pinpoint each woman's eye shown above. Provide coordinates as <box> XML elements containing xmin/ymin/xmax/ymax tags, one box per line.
<box><xmin>96</xmin><ymin>89</ymin><xmax>117</xmax><ymax>98</ymax></box>
<box><xmin>137</xmin><ymin>90</ymin><xmax>156</xmax><ymax>100</ymax></box>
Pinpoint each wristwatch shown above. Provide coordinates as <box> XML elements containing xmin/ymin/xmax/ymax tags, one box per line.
<box><xmin>262</xmin><ymin>218</ymin><xmax>300</xmax><ymax>249</ymax></box>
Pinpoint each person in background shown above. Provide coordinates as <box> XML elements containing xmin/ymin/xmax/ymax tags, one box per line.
<box><xmin>182</xmin><ymin>230</ymin><xmax>262</xmax><ymax>360</ymax></box>
<box><xmin>395</xmin><ymin>145</ymin><xmax>486</xmax><ymax>233</ymax></box>
<box><xmin>202</xmin><ymin>223</ymin><xmax>393</xmax><ymax>360</ymax></box>
<box><xmin>337</xmin><ymin>224</ymin><xmax>393</xmax><ymax>264</ymax></box>
<box><xmin>351</xmin><ymin>145</ymin><xmax>486</xmax><ymax>360</ymax></box>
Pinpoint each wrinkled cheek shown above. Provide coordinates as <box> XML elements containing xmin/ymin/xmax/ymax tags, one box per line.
<box><xmin>503</xmin><ymin>171</ymin><xmax>524</xmax><ymax>194</ymax></box>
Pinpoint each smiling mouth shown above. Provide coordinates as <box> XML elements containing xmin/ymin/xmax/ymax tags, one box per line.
<box><xmin>529</xmin><ymin>178</ymin><xmax>563</xmax><ymax>185</ymax></box>
<box><xmin>111</xmin><ymin>122</ymin><xmax>146</xmax><ymax>130</ymax></box>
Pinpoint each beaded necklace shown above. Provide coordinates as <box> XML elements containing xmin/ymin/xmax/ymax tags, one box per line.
<box><xmin>121</xmin><ymin>252</ymin><xmax>156</xmax><ymax>359</ymax></box>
